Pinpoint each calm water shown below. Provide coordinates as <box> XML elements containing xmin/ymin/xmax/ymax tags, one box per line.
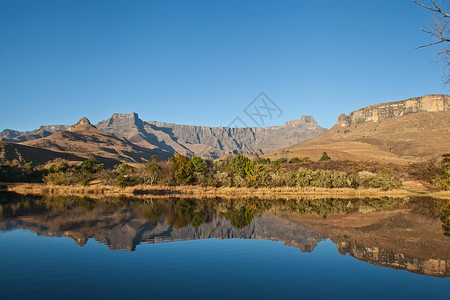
<box><xmin>0</xmin><ymin>193</ymin><xmax>449</xmax><ymax>299</ymax></box>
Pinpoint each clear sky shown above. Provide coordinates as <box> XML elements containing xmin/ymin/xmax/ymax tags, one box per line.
<box><xmin>0</xmin><ymin>0</ymin><xmax>448</xmax><ymax>131</ymax></box>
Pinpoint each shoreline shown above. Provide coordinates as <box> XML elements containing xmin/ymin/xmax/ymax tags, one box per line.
<box><xmin>2</xmin><ymin>182</ymin><xmax>450</xmax><ymax>200</ymax></box>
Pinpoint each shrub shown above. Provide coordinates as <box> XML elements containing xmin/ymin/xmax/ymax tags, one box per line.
<box><xmin>170</xmin><ymin>153</ymin><xmax>195</xmax><ymax>184</ymax></box>
<box><xmin>355</xmin><ymin>170</ymin><xmax>400</xmax><ymax>191</ymax></box>
<box><xmin>191</xmin><ymin>156</ymin><xmax>207</xmax><ymax>173</ymax></box>
<box><xmin>136</xmin><ymin>162</ymin><xmax>162</xmax><ymax>185</ymax></box>
<box><xmin>230</xmin><ymin>154</ymin><xmax>253</xmax><ymax>177</ymax></box>
<box><xmin>289</xmin><ymin>157</ymin><xmax>302</xmax><ymax>164</ymax></box>
<box><xmin>44</xmin><ymin>171</ymin><xmax>76</xmax><ymax>185</ymax></box>
<box><xmin>437</xmin><ymin>154</ymin><xmax>450</xmax><ymax>190</ymax></box>
<box><xmin>319</xmin><ymin>152</ymin><xmax>331</xmax><ymax>161</ymax></box>
<box><xmin>273</xmin><ymin>158</ymin><xmax>288</xmax><ymax>165</ymax></box>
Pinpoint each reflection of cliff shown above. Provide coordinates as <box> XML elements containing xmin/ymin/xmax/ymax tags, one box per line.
<box><xmin>337</xmin><ymin>242</ymin><xmax>449</xmax><ymax>277</ymax></box>
<box><xmin>0</xmin><ymin>210</ymin><xmax>324</xmax><ymax>253</ymax></box>
<box><xmin>289</xmin><ymin>197</ymin><xmax>450</xmax><ymax>277</ymax></box>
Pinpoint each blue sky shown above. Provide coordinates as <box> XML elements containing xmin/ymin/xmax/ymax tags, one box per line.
<box><xmin>0</xmin><ymin>0</ymin><xmax>448</xmax><ymax>131</ymax></box>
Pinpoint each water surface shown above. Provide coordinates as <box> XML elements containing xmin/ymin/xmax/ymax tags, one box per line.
<box><xmin>0</xmin><ymin>193</ymin><xmax>449</xmax><ymax>299</ymax></box>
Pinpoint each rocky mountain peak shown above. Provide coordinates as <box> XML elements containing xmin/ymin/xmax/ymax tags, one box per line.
<box><xmin>284</xmin><ymin>115</ymin><xmax>318</xmax><ymax>127</ymax></box>
<box><xmin>100</xmin><ymin>112</ymin><xmax>144</xmax><ymax>129</ymax></box>
<box><xmin>67</xmin><ymin>117</ymin><xmax>96</xmax><ymax>131</ymax></box>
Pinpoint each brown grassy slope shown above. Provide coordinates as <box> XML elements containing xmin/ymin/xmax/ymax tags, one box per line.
<box><xmin>0</xmin><ymin>141</ymin><xmax>86</xmax><ymax>166</ymax></box>
<box><xmin>265</xmin><ymin>111</ymin><xmax>450</xmax><ymax>165</ymax></box>
<box><xmin>21</xmin><ymin>122</ymin><xmax>170</xmax><ymax>164</ymax></box>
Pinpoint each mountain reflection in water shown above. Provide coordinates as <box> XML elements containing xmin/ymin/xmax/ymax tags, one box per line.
<box><xmin>0</xmin><ymin>192</ymin><xmax>449</xmax><ymax>277</ymax></box>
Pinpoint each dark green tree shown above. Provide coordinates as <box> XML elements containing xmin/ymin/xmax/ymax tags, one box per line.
<box><xmin>230</xmin><ymin>154</ymin><xmax>253</xmax><ymax>177</ymax></box>
<box><xmin>319</xmin><ymin>152</ymin><xmax>331</xmax><ymax>161</ymax></box>
<box><xmin>170</xmin><ymin>153</ymin><xmax>195</xmax><ymax>184</ymax></box>
<box><xmin>191</xmin><ymin>156</ymin><xmax>207</xmax><ymax>173</ymax></box>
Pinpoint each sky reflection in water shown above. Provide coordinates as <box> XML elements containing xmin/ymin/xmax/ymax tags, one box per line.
<box><xmin>0</xmin><ymin>194</ymin><xmax>449</xmax><ymax>299</ymax></box>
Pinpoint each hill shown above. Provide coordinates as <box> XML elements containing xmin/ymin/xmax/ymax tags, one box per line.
<box><xmin>21</xmin><ymin>118</ymin><xmax>170</xmax><ymax>165</ymax></box>
<box><xmin>265</xmin><ymin>94</ymin><xmax>450</xmax><ymax>164</ymax></box>
<box><xmin>0</xmin><ymin>141</ymin><xmax>86</xmax><ymax>166</ymax></box>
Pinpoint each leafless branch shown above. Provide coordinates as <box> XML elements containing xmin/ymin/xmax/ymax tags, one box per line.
<box><xmin>414</xmin><ymin>0</ymin><xmax>450</xmax><ymax>18</ymax></box>
<box><xmin>414</xmin><ymin>1</ymin><xmax>450</xmax><ymax>84</ymax></box>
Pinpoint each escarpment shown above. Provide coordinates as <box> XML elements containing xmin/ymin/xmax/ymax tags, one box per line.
<box><xmin>337</xmin><ymin>94</ymin><xmax>449</xmax><ymax>127</ymax></box>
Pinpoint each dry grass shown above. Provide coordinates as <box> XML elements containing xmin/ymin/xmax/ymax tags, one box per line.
<box><xmin>3</xmin><ymin>182</ymin><xmax>450</xmax><ymax>200</ymax></box>
<box><xmin>266</xmin><ymin>111</ymin><xmax>450</xmax><ymax>165</ymax></box>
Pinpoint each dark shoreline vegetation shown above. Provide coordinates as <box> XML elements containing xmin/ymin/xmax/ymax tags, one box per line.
<box><xmin>1</xmin><ymin>191</ymin><xmax>449</xmax><ymax>235</ymax></box>
<box><xmin>1</xmin><ymin>153</ymin><xmax>450</xmax><ymax>191</ymax></box>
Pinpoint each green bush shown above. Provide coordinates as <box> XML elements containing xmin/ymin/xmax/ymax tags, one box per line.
<box><xmin>355</xmin><ymin>170</ymin><xmax>400</xmax><ymax>191</ymax></box>
<box><xmin>135</xmin><ymin>162</ymin><xmax>162</xmax><ymax>185</ymax></box>
<box><xmin>319</xmin><ymin>152</ymin><xmax>331</xmax><ymax>161</ymax></box>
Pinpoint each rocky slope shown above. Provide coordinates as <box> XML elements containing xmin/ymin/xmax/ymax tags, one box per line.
<box><xmin>96</xmin><ymin>113</ymin><xmax>326</xmax><ymax>158</ymax></box>
<box><xmin>266</xmin><ymin>94</ymin><xmax>450</xmax><ymax>164</ymax></box>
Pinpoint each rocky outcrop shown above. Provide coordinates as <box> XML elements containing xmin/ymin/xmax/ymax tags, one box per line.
<box><xmin>337</xmin><ymin>94</ymin><xmax>450</xmax><ymax>127</ymax></box>
<box><xmin>67</xmin><ymin>117</ymin><xmax>96</xmax><ymax>131</ymax></box>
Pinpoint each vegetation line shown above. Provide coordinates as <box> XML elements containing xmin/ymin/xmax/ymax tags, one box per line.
<box><xmin>3</xmin><ymin>183</ymin><xmax>450</xmax><ymax>200</ymax></box>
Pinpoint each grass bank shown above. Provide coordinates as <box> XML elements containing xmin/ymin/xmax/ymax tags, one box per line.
<box><xmin>2</xmin><ymin>182</ymin><xmax>450</xmax><ymax>200</ymax></box>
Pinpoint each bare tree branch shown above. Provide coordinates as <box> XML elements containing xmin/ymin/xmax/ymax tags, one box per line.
<box><xmin>414</xmin><ymin>0</ymin><xmax>450</xmax><ymax>18</ymax></box>
<box><xmin>415</xmin><ymin>1</ymin><xmax>450</xmax><ymax>51</ymax></box>
<box><xmin>414</xmin><ymin>1</ymin><xmax>450</xmax><ymax>84</ymax></box>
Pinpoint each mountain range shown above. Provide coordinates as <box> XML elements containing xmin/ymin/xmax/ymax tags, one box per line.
<box><xmin>0</xmin><ymin>113</ymin><xmax>326</xmax><ymax>165</ymax></box>
<box><xmin>1</xmin><ymin>94</ymin><xmax>449</xmax><ymax>166</ymax></box>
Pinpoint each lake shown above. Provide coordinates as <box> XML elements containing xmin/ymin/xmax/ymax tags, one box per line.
<box><xmin>0</xmin><ymin>192</ymin><xmax>449</xmax><ymax>299</ymax></box>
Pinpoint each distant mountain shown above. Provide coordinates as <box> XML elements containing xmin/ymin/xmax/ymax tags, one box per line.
<box><xmin>96</xmin><ymin>113</ymin><xmax>326</xmax><ymax>158</ymax></box>
<box><xmin>0</xmin><ymin>125</ymin><xmax>68</xmax><ymax>143</ymax></box>
<box><xmin>1</xmin><ymin>113</ymin><xmax>327</xmax><ymax>160</ymax></box>
<box><xmin>21</xmin><ymin>117</ymin><xmax>171</xmax><ymax>164</ymax></box>
<box><xmin>266</xmin><ymin>94</ymin><xmax>450</xmax><ymax>164</ymax></box>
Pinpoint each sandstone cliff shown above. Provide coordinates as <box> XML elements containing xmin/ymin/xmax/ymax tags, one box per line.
<box><xmin>266</xmin><ymin>94</ymin><xmax>450</xmax><ymax>163</ymax></box>
<box><xmin>337</xmin><ymin>94</ymin><xmax>449</xmax><ymax>127</ymax></box>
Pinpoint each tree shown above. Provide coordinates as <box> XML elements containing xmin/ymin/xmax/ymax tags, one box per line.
<box><xmin>230</xmin><ymin>154</ymin><xmax>253</xmax><ymax>177</ymax></box>
<box><xmin>414</xmin><ymin>0</ymin><xmax>450</xmax><ymax>83</ymax></box>
<box><xmin>191</xmin><ymin>156</ymin><xmax>206</xmax><ymax>173</ymax></box>
<box><xmin>289</xmin><ymin>157</ymin><xmax>301</xmax><ymax>164</ymax></box>
<box><xmin>170</xmin><ymin>153</ymin><xmax>195</xmax><ymax>184</ymax></box>
<box><xmin>319</xmin><ymin>152</ymin><xmax>331</xmax><ymax>161</ymax></box>
<box><xmin>438</xmin><ymin>153</ymin><xmax>450</xmax><ymax>190</ymax></box>
<box><xmin>140</xmin><ymin>162</ymin><xmax>162</xmax><ymax>185</ymax></box>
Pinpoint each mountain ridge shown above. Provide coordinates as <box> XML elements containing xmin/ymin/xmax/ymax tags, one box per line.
<box><xmin>1</xmin><ymin>113</ymin><xmax>327</xmax><ymax>159</ymax></box>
